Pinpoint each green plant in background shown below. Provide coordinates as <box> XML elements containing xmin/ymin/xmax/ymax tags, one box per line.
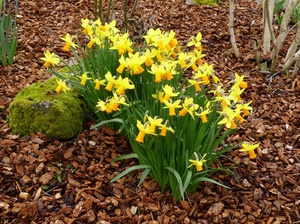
<box><xmin>94</xmin><ymin>0</ymin><xmax>139</xmax><ymax>32</ymax></box>
<box><xmin>274</xmin><ymin>0</ymin><xmax>300</xmax><ymax>24</ymax></box>
<box><xmin>274</xmin><ymin>0</ymin><xmax>285</xmax><ymax>25</ymax></box>
<box><xmin>192</xmin><ymin>0</ymin><xmax>218</xmax><ymax>6</ymax></box>
<box><xmin>41</xmin><ymin>19</ymin><xmax>259</xmax><ymax>200</ymax></box>
<box><xmin>0</xmin><ymin>0</ymin><xmax>18</xmax><ymax>66</ymax></box>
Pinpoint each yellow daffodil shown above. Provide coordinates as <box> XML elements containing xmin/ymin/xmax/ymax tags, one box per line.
<box><xmin>55</xmin><ymin>79</ymin><xmax>70</xmax><ymax>93</ymax></box>
<box><xmin>96</xmin><ymin>99</ymin><xmax>108</xmax><ymax>112</ymax></box>
<box><xmin>179</xmin><ymin>97</ymin><xmax>199</xmax><ymax>119</ymax></box>
<box><xmin>187</xmin><ymin>78</ymin><xmax>202</xmax><ymax>92</ymax></box>
<box><xmin>78</xmin><ymin>73</ymin><xmax>92</xmax><ymax>86</ymax></box>
<box><xmin>234</xmin><ymin>73</ymin><xmax>248</xmax><ymax>89</ymax></box>
<box><xmin>106</xmin><ymin>93</ymin><xmax>129</xmax><ymax>113</ymax></box>
<box><xmin>151</xmin><ymin>48</ymin><xmax>164</xmax><ymax>62</ymax></box>
<box><xmin>81</xmin><ymin>18</ymin><xmax>91</xmax><ymax>35</ymax></box>
<box><xmin>188</xmin><ymin>153</ymin><xmax>207</xmax><ymax>171</ymax></box>
<box><xmin>163</xmin><ymin>99</ymin><xmax>182</xmax><ymax>116</ymax></box>
<box><xmin>159</xmin><ymin>121</ymin><xmax>175</xmax><ymax>136</ymax></box>
<box><xmin>135</xmin><ymin>120</ymin><xmax>156</xmax><ymax>143</ymax></box>
<box><xmin>144</xmin><ymin>49</ymin><xmax>155</xmax><ymax>67</ymax></box>
<box><xmin>215</xmin><ymin>95</ymin><xmax>233</xmax><ymax>108</ymax></box>
<box><xmin>147</xmin><ymin>116</ymin><xmax>163</xmax><ymax>133</ymax></box>
<box><xmin>187</xmin><ymin>32</ymin><xmax>203</xmax><ymax>50</ymax></box>
<box><xmin>143</xmin><ymin>28</ymin><xmax>162</xmax><ymax>44</ymax></box>
<box><xmin>152</xmin><ymin>91</ymin><xmax>165</xmax><ymax>103</ymax></box>
<box><xmin>94</xmin><ymin>79</ymin><xmax>106</xmax><ymax>90</ymax></box>
<box><xmin>60</xmin><ymin>33</ymin><xmax>78</xmax><ymax>51</ymax></box>
<box><xmin>148</xmin><ymin>64</ymin><xmax>166</xmax><ymax>83</ymax></box>
<box><xmin>116</xmin><ymin>55</ymin><xmax>128</xmax><ymax>74</ymax></box>
<box><xmin>162</xmin><ymin>85</ymin><xmax>180</xmax><ymax>101</ymax></box>
<box><xmin>110</xmin><ymin>33</ymin><xmax>133</xmax><ymax>55</ymax></box>
<box><xmin>229</xmin><ymin>86</ymin><xmax>244</xmax><ymax>103</ymax></box>
<box><xmin>40</xmin><ymin>50</ymin><xmax>60</xmax><ymax>68</ymax></box>
<box><xmin>178</xmin><ymin>52</ymin><xmax>190</xmax><ymax>69</ymax></box>
<box><xmin>114</xmin><ymin>77</ymin><xmax>135</xmax><ymax>95</ymax></box>
<box><xmin>196</xmin><ymin>108</ymin><xmax>210</xmax><ymax>123</ymax></box>
<box><xmin>239</xmin><ymin>142</ymin><xmax>260</xmax><ymax>159</ymax></box>
<box><xmin>236</xmin><ymin>101</ymin><xmax>252</xmax><ymax>116</ymax></box>
<box><xmin>105</xmin><ymin>72</ymin><xmax>115</xmax><ymax>91</ymax></box>
<box><xmin>218</xmin><ymin>107</ymin><xmax>237</xmax><ymax>129</ymax></box>
<box><xmin>127</xmin><ymin>52</ymin><xmax>145</xmax><ymax>75</ymax></box>
<box><xmin>168</xmin><ymin>30</ymin><xmax>178</xmax><ymax>48</ymax></box>
<box><xmin>194</xmin><ymin>63</ymin><xmax>213</xmax><ymax>85</ymax></box>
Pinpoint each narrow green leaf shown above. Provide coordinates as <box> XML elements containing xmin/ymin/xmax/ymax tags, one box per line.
<box><xmin>111</xmin><ymin>165</ymin><xmax>151</xmax><ymax>182</ymax></box>
<box><xmin>90</xmin><ymin>118</ymin><xmax>124</xmax><ymax>129</ymax></box>
<box><xmin>112</xmin><ymin>153</ymin><xmax>138</xmax><ymax>162</ymax></box>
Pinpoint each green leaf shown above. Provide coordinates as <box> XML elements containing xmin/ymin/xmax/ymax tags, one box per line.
<box><xmin>112</xmin><ymin>153</ymin><xmax>138</xmax><ymax>162</ymax></box>
<box><xmin>111</xmin><ymin>164</ymin><xmax>151</xmax><ymax>182</ymax></box>
<box><xmin>192</xmin><ymin>177</ymin><xmax>230</xmax><ymax>189</ymax></box>
<box><xmin>90</xmin><ymin>118</ymin><xmax>124</xmax><ymax>129</ymax></box>
<box><xmin>165</xmin><ymin>167</ymin><xmax>185</xmax><ymax>200</ymax></box>
<box><xmin>138</xmin><ymin>168</ymin><xmax>151</xmax><ymax>186</ymax></box>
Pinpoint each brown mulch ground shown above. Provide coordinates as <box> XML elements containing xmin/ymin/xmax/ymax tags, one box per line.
<box><xmin>1</xmin><ymin>0</ymin><xmax>300</xmax><ymax>223</ymax></box>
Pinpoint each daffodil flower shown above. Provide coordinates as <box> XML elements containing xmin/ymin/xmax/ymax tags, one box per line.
<box><xmin>194</xmin><ymin>63</ymin><xmax>213</xmax><ymax>85</ymax></box>
<box><xmin>162</xmin><ymin>85</ymin><xmax>180</xmax><ymax>101</ymax></box>
<box><xmin>167</xmin><ymin>30</ymin><xmax>178</xmax><ymax>48</ymax></box>
<box><xmin>147</xmin><ymin>116</ymin><xmax>163</xmax><ymax>133</ymax></box>
<box><xmin>187</xmin><ymin>78</ymin><xmax>202</xmax><ymax>92</ymax></box>
<box><xmin>81</xmin><ymin>18</ymin><xmax>91</xmax><ymax>35</ymax></box>
<box><xmin>234</xmin><ymin>73</ymin><xmax>248</xmax><ymax>89</ymax></box>
<box><xmin>106</xmin><ymin>93</ymin><xmax>129</xmax><ymax>113</ymax></box>
<box><xmin>148</xmin><ymin>64</ymin><xmax>165</xmax><ymax>83</ymax></box>
<box><xmin>60</xmin><ymin>33</ymin><xmax>78</xmax><ymax>51</ymax></box>
<box><xmin>218</xmin><ymin>107</ymin><xmax>237</xmax><ymax>129</ymax></box>
<box><xmin>178</xmin><ymin>52</ymin><xmax>190</xmax><ymax>69</ymax></box>
<box><xmin>105</xmin><ymin>72</ymin><xmax>115</xmax><ymax>91</ymax></box>
<box><xmin>96</xmin><ymin>99</ymin><xmax>108</xmax><ymax>112</ymax></box>
<box><xmin>55</xmin><ymin>79</ymin><xmax>70</xmax><ymax>93</ymax></box>
<box><xmin>40</xmin><ymin>50</ymin><xmax>60</xmax><ymax>68</ymax></box>
<box><xmin>239</xmin><ymin>142</ymin><xmax>260</xmax><ymax>159</ymax></box>
<box><xmin>188</xmin><ymin>153</ymin><xmax>207</xmax><ymax>171</ymax></box>
<box><xmin>126</xmin><ymin>52</ymin><xmax>145</xmax><ymax>75</ymax></box>
<box><xmin>116</xmin><ymin>55</ymin><xmax>128</xmax><ymax>74</ymax></box>
<box><xmin>159</xmin><ymin>121</ymin><xmax>175</xmax><ymax>136</ymax></box>
<box><xmin>152</xmin><ymin>91</ymin><xmax>165</xmax><ymax>103</ymax></box>
<box><xmin>196</xmin><ymin>108</ymin><xmax>210</xmax><ymax>123</ymax></box>
<box><xmin>215</xmin><ymin>95</ymin><xmax>233</xmax><ymax>108</ymax></box>
<box><xmin>78</xmin><ymin>73</ymin><xmax>92</xmax><ymax>86</ymax></box>
<box><xmin>187</xmin><ymin>32</ymin><xmax>203</xmax><ymax>50</ymax></box>
<box><xmin>114</xmin><ymin>77</ymin><xmax>135</xmax><ymax>95</ymax></box>
<box><xmin>163</xmin><ymin>99</ymin><xmax>182</xmax><ymax>116</ymax></box>
<box><xmin>236</xmin><ymin>101</ymin><xmax>252</xmax><ymax>116</ymax></box>
<box><xmin>94</xmin><ymin>79</ymin><xmax>106</xmax><ymax>90</ymax></box>
<box><xmin>135</xmin><ymin>120</ymin><xmax>156</xmax><ymax>143</ymax></box>
<box><xmin>110</xmin><ymin>33</ymin><xmax>133</xmax><ymax>55</ymax></box>
<box><xmin>143</xmin><ymin>28</ymin><xmax>163</xmax><ymax>44</ymax></box>
<box><xmin>179</xmin><ymin>97</ymin><xmax>199</xmax><ymax>119</ymax></box>
<box><xmin>229</xmin><ymin>86</ymin><xmax>244</xmax><ymax>103</ymax></box>
<box><xmin>144</xmin><ymin>49</ymin><xmax>155</xmax><ymax>67</ymax></box>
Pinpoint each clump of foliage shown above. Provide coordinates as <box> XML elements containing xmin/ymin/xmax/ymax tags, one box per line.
<box><xmin>41</xmin><ymin>19</ymin><xmax>259</xmax><ymax>200</ymax></box>
<box><xmin>0</xmin><ymin>0</ymin><xmax>18</xmax><ymax>66</ymax></box>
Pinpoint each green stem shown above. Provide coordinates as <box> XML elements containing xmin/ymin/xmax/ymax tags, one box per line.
<box><xmin>129</xmin><ymin>0</ymin><xmax>139</xmax><ymax>18</ymax></box>
<box><xmin>123</xmin><ymin>0</ymin><xmax>128</xmax><ymax>32</ymax></box>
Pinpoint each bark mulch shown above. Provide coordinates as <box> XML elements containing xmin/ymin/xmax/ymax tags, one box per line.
<box><xmin>1</xmin><ymin>0</ymin><xmax>300</xmax><ymax>223</ymax></box>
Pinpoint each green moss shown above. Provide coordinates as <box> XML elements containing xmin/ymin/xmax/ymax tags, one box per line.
<box><xmin>193</xmin><ymin>0</ymin><xmax>217</xmax><ymax>6</ymax></box>
<box><xmin>8</xmin><ymin>78</ymin><xmax>87</xmax><ymax>140</ymax></box>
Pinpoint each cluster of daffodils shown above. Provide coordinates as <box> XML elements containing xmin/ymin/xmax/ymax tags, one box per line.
<box><xmin>41</xmin><ymin>18</ymin><xmax>259</xmax><ymax>199</ymax></box>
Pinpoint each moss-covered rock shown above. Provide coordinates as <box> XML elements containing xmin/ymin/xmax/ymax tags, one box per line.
<box><xmin>8</xmin><ymin>78</ymin><xmax>87</xmax><ymax>140</ymax></box>
<box><xmin>186</xmin><ymin>0</ymin><xmax>217</xmax><ymax>6</ymax></box>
